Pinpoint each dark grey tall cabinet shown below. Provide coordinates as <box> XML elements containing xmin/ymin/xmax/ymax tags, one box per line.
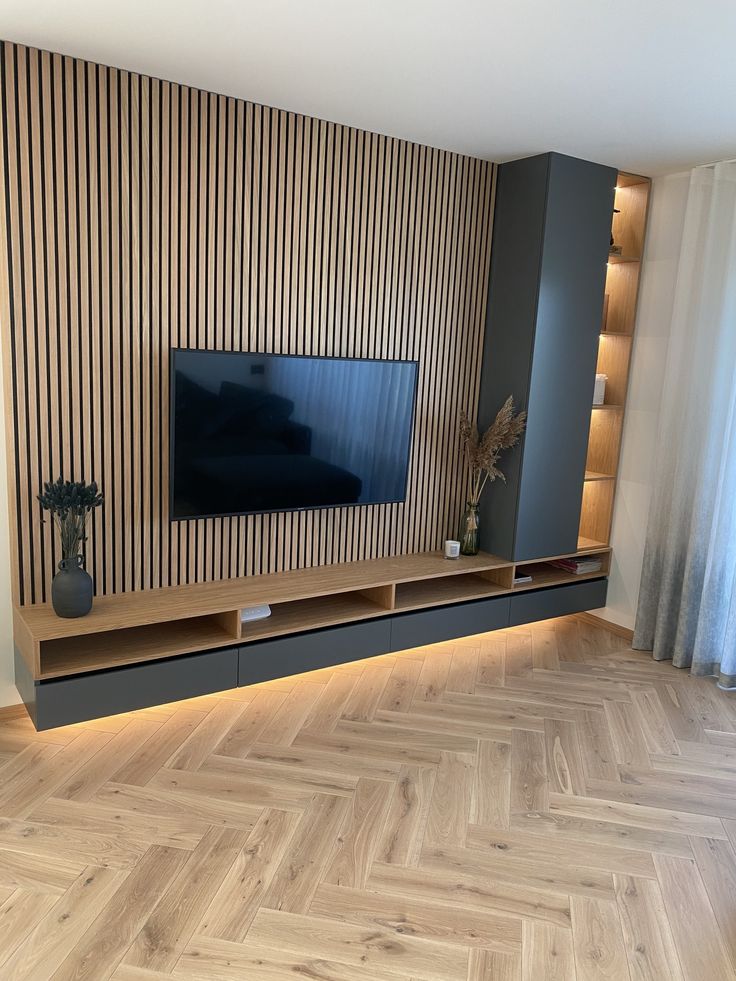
<box><xmin>477</xmin><ymin>152</ymin><xmax>616</xmax><ymax>561</ymax></box>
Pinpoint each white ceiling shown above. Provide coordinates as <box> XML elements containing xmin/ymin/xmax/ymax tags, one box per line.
<box><xmin>3</xmin><ymin>0</ymin><xmax>735</xmax><ymax>176</ymax></box>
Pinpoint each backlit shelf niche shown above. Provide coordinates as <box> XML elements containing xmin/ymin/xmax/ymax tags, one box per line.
<box><xmin>579</xmin><ymin>172</ymin><xmax>650</xmax><ymax>548</ymax></box>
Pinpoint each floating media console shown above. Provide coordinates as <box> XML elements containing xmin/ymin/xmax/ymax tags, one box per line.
<box><xmin>13</xmin><ymin>548</ymin><xmax>610</xmax><ymax>730</ymax></box>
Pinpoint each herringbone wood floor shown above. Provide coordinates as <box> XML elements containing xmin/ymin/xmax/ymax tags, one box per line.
<box><xmin>1</xmin><ymin>615</ymin><xmax>735</xmax><ymax>980</ymax></box>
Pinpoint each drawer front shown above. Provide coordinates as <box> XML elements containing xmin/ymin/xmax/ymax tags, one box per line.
<box><xmin>32</xmin><ymin>647</ymin><xmax>239</xmax><ymax>730</ymax></box>
<box><xmin>238</xmin><ymin>618</ymin><xmax>392</xmax><ymax>687</ymax></box>
<box><xmin>390</xmin><ymin>596</ymin><xmax>511</xmax><ymax>652</ymax></box>
<box><xmin>508</xmin><ymin>578</ymin><xmax>608</xmax><ymax>626</ymax></box>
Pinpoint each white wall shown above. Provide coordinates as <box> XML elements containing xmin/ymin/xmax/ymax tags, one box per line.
<box><xmin>597</xmin><ymin>171</ymin><xmax>690</xmax><ymax>631</ymax></box>
<box><xmin>0</xmin><ymin>336</ymin><xmax>18</xmax><ymax>706</ymax></box>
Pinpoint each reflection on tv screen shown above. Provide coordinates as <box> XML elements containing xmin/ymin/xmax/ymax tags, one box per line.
<box><xmin>170</xmin><ymin>350</ymin><xmax>418</xmax><ymax>519</ymax></box>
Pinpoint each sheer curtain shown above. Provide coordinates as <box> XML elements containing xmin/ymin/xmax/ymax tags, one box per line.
<box><xmin>633</xmin><ymin>160</ymin><xmax>736</xmax><ymax>688</ymax></box>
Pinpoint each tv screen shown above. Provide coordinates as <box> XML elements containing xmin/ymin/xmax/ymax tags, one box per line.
<box><xmin>170</xmin><ymin>349</ymin><xmax>419</xmax><ymax>520</ymax></box>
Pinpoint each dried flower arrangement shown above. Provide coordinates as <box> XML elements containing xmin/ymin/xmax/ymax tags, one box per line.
<box><xmin>37</xmin><ymin>476</ymin><xmax>104</xmax><ymax>560</ymax></box>
<box><xmin>457</xmin><ymin>397</ymin><xmax>526</xmax><ymax>554</ymax></box>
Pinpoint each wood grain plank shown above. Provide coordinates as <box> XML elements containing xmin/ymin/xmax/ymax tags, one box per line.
<box><xmin>49</xmin><ymin>846</ymin><xmax>189</xmax><ymax>981</ymax></box>
<box><xmin>654</xmin><ymin>853</ymin><xmax>733</xmax><ymax>981</ymax></box>
<box><xmin>377</xmin><ymin>765</ymin><xmax>436</xmax><ymax>866</ymax></box>
<box><xmin>123</xmin><ymin>826</ymin><xmax>249</xmax><ymax>971</ymax></box>
<box><xmin>511</xmin><ymin>729</ymin><xmax>548</xmax><ymax>814</ymax></box>
<box><xmin>471</xmin><ymin>739</ymin><xmax>510</xmax><ymax>828</ymax></box>
<box><xmin>111</xmin><ymin>710</ymin><xmax>210</xmax><ymax>785</ymax></box>
<box><xmin>549</xmin><ymin>791</ymin><xmax>727</xmax><ymax>838</ymax></box>
<box><xmin>340</xmin><ymin>663</ymin><xmax>393</xmax><ymax>722</ymax></box>
<box><xmin>469</xmin><ymin>948</ymin><xmax>521</xmax><ymax>981</ymax></box>
<box><xmin>368</xmin><ymin>862</ymin><xmax>572</xmax><ymax>928</ymax></box>
<box><xmin>466</xmin><ymin>824</ymin><xmax>656</xmax><ymax>877</ymax></box>
<box><xmin>0</xmin><ymin>732</ymin><xmax>110</xmax><ymax>818</ymax></box>
<box><xmin>689</xmin><ymin>836</ymin><xmax>736</xmax><ymax>975</ymax></box>
<box><xmin>213</xmin><ymin>690</ymin><xmax>289</xmax><ymax>759</ymax></box>
<box><xmin>0</xmin><ymin>890</ymin><xmax>60</xmax><ymax>972</ymax></box>
<box><xmin>301</xmin><ymin>673</ymin><xmax>360</xmax><ymax>732</ymax></box>
<box><xmin>570</xmin><ymin>896</ymin><xmax>630</xmax><ymax>981</ymax></box>
<box><xmin>377</xmin><ymin>656</ymin><xmax>423</xmax><ymax>713</ymax></box>
<box><xmin>310</xmin><ymin>881</ymin><xmax>522</xmax><ymax>953</ymax></box>
<box><xmin>324</xmin><ymin>778</ymin><xmax>392</xmax><ymax>888</ymax></box>
<box><xmin>257</xmin><ymin>681</ymin><xmax>325</xmax><ymax>745</ymax></box>
<box><xmin>197</xmin><ymin>808</ymin><xmax>300</xmax><ymax>942</ymax></box>
<box><xmin>631</xmin><ymin>688</ymin><xmax>680</xmax><ymax>756</ymax></box>
<box><xmin>521</xmin><ymin>920</ymin><xmax>575</xmax><ymax>981</ymax></box>
<box><xmin>176</xmin><ymin>932</ymin><xmax>424</xmax><ymax>980</ymax></box>
<box><xmin>247</xmin><ymin>907</ymin><xmax>469</xmax><ymax>981</ymax></box>
<box><xmin>261</xmin><ymin>793</ymin><xmax>351</xmax><ymax>914</ymax></box>
<box><xmin>54</xmin><ymin>719</ymin><xmax>163</xmax><ymax>801</ymax></box>
<box><xmin>425</xmin><ymin>751</ymin><xmax>474</xmax><ymax>848</ymax></box>
<box><xmin>0</xmin><ymin>815</ymin><xmax>146</xmax><ymax>869</ymax></box>
<box><xmin>0</xmin><ymin>867</ymin><xmax>126</xmax><ymax>981</ymax></box>
<box><xmin>544</xmin><ymin>718</ymin><xmax>586</xmax><ymax>797</ymax></box>
<box><xmin>614</xmin><ymin>875</ymin><xmax>684</xmax><ymax>981</ymax></box>
<box><xmin>167</xmin><ymin>699</ymin><xmax>251</xmax><ymax>771</ymax></box>
<box><xmin>421</xmin><ymin>842</ymin><xmax>615</xmax><ymax>901</ymax></box>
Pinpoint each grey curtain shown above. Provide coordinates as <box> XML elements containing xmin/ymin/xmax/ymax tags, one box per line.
<box><xmin>633</xmin><ymin>161</ymin><xmax>736</xmax><ymax>688</ymax></box>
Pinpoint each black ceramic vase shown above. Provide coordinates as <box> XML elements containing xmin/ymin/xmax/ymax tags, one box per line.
<box><xmin>52</xmin><ymin>555</ymin><xmax>93</xmax><ymax>618</ymax></box>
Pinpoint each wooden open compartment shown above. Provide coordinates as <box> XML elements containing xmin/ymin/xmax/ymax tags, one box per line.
<box><xmin>19</xmin><ymin>551</ymin><xmax>519</xmax><ymax>680</ymax></box>
<box><xmin>19</xmin><ymin>542</ymin><xmax>611</xmax><ymax>682</ymax></box>
<box><xmin>586</xmin><ymin>407</ymin><xmax>624</xmax><ymax>478</ymax></box>
<box><xmin>394</xmin><ymin>565</ymin><xmax>514</xmax><ymax>611</ymax></box>
<box><xmin>597</xmin><ymin>333</ymin><xmax>632</xmax><ymax>407</ymax></box>
<box><xmin>611</xmin><ymin>177</ymin><xmax>649</xmax><ymax>258</ymax></box>
<box><xmin>512</xmin><ymin>549</ymin><xmax>611</xmax><ymax>592</ymax></box>
<box><xmin>603</xmin><ymin>261</ymin><xmax>640</xmax><ymax>335</ymax></box>
<box><xmin>239</xmin><ymin>586</ymin><xmax>395</xmax><ymax>643</ymax></box>
<box><xmin>581</xmin><ymin>171</ymin><xmax>649</xmax><ymax>554</ymax></box>
<box><xmin>39</xmin><ymin>611</ymin><xmax>242</xmax><ymax>680</ymax></box>
<box><xmin>579</xmin><ymin>479</ymin><xmax>616</xmax><ymax>548</ymax></box>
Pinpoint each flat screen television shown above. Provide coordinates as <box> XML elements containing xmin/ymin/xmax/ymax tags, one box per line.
<box><xmin>170</xmin><ymin>349</ymin><xmax>419</xmax><ymax>520</ymax></box>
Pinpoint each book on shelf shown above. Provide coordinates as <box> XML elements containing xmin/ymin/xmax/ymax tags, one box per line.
<box><xmin>549</xmin><ymin>558</ymin><xmax>603</xmax><ymax>575</ymax></box>
<box><xmin>513</xmin><ymin>574</ymin><xmax>533</xmax><ymax>585</ymax></box>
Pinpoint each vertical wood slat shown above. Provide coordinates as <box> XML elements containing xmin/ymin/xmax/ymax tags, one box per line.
<box><xmin>0</xmin><ymin>40</ymin><xmax>495</xmax><ymax>607</ymax></box>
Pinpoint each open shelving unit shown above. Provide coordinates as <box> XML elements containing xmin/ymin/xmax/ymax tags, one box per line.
<box><xmin>579</xmin><ymin>171</ymin><xmax>651</xmax><ymax>548</ymax></box>
<box><xmin>15</xmin><ymin>547</ymin><xmax>610</xmax><ymax>683</ymax></box>
<box><xmin>513</xmin><ymin>549</ymin><xmax>611</xmax><ymax>592</ymax></box>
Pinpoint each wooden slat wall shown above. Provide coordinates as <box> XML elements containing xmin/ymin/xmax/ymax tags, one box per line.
<box><xmin>0</xmin><ymin>41</ymin><xmax>495</xmax><ymax>607</ymax></box>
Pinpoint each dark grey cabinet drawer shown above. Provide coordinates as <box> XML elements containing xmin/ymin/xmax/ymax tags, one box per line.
<box><xmin>29</xmin><ymin>647</ymin><xmax>239</xmax><ymax>731</ymax></box>
<box><xmin>238</xmin><ymin>618</ymin><xmax>392</xmax><ymax>687</ymax></box>
<box><xmin>390</xmin><ymin>596</ymin><xmax>510</xmax><ymax>652</ymax></box>
<box><xmin>508</xmin><ymin>578</ymin><xmax>608</xmax><ymax>626</ymax></box>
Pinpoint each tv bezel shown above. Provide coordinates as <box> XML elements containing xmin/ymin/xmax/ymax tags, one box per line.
<box><xmin>168</xmin><ymin>347</ymin><xmax>420</xmax><ymax>522</ymax></box>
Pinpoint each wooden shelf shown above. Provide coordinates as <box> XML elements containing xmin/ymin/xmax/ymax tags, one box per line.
<box><xmin>616</xmin><ymin>173</ymin><xmax>650</xmax><ymax>188</ymax></box>
<box><xmin>16</xmin><ymin>546</ymin><xmax>614</xmax><ymax>682</ymax></box>
<box><xmin>597</xmin><ymin>332</ymin><xmax>633</xmax><ymax>405</ymax></box>
<box><xmin>577</xmin><ymin>536</ymin><xmax>608</xmax><ymax>552</ymax></box>
<box><xmin>16</xmin><ymin>551</ymin><xmax>512</xmax><ymax>678</ymax></box>
<box><xmin>240</xmin><ymin>592</ymin><xmax>389</xmax><ymax>643</ymax></box>
<box><xmin>582</xmin><ymin>171</ymin><xmax>650</xmax><ymax>551</ymax></box>
<box><xmin>394</xmin><ymin>574</ymin><xmax>507</xmax><ymax>612</ymax></box>
<box><xmin>511</xmin><ymin>562</ymin><xmax>608</xmax><ymax>592</ymax></box>
<box><xmin>579</xmin><ymin>479</ymin><xmax>615</xmax><ymax>547</ymax></box>
<box><xmin>39</xmin><ymin>616</ymin><xmax>237</xmax><ymax>680</ymax></box>
<box><xmin>18</xmin><ymin>550</ymin><xmax>509</xmax><ymax>644</ymax></box>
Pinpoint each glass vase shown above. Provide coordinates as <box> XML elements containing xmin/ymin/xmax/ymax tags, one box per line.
<box><xmin>459</xmin><ymin>502</ymin><xmax>480</xmax><ymax>555</ymax></box>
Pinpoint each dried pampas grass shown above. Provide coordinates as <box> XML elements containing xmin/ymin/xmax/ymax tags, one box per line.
<box><xmin>459</xmin><ymin>396</ymin><xmax>526</xmax><ymax>505</ymax></box>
